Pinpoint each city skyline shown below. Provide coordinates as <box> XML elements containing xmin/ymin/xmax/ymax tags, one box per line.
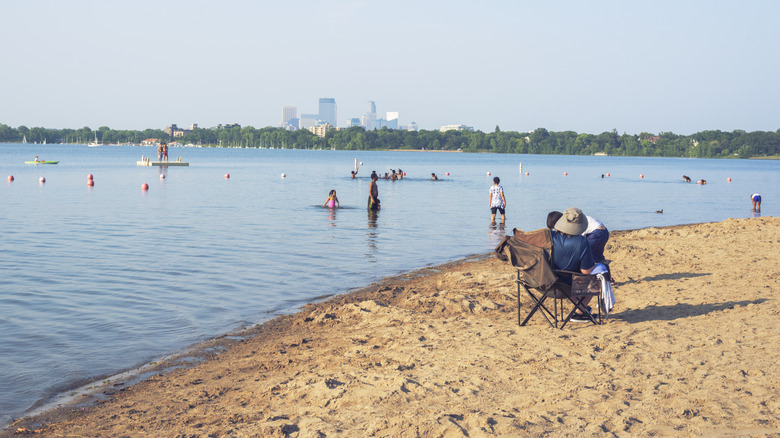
<box><xmin>1</xmin><ymin>1</ymin><xmax>778</xmax><ymax>135</ymax></box>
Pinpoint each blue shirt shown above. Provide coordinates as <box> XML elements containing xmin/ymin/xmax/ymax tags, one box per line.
<box><xmin>551</xmin><ymin>230</ymin><xmax>596</xmax><ymax>282</ymax></box>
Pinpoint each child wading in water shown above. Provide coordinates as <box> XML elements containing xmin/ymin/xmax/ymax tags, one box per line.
<box><xmin>489</xmin><ymin>176</ymin><xmax>506</xmax><ymax>224</ymax></box>
<box><xmin>323</xmin><ymin>190</ymin><xmax>340</xmax><ymax>208</ymax></box>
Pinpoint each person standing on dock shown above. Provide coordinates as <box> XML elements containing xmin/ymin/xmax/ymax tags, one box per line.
<box><xmin>161</xmin><ymin>142</ymin><xmax>169</xmax><ymax>162</ymax></box>
<box><xmin>157</xmin><ymin>143</ymin><xmax>163</xmax><ymax>161</ymax></box>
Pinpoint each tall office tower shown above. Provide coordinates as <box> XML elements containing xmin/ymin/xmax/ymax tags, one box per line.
<box><xmin>318</xmin><ymin>98</ymin><xmax>337</xmax><ymax>127</ymax></box>
<box><xmin>363</xmin><ymin>101</ymin><xmax>377</xmax><ymax>128</ymax></box>
<box><xmin>281</xmin><ymin>106</ymin><xmax>297</xmax><ymax>126</ymax></box>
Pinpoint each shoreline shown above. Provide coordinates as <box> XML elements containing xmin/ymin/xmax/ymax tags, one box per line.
<box><xmin>5</xmin><ymin>217</ymin><xmax>780</xmax><ymax>436</ymax></box>
<box><xmin>1</xmin><ymin>253</ymin><xmax>491</xmax><ymax>433</ymax></box>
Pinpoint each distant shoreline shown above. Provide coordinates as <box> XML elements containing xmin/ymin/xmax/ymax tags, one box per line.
<box><xmin>387</xmin><ymin>149</ymin><xmax>462</xmax><ymax>153</ymax></box>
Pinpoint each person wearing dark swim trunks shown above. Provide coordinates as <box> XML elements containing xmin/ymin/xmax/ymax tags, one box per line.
<box><xmin>489</xmin><ymin>176</ymin><xmax>506</xmax><ymax>224</ymax></box>
<box><xmin>368</xmin><ymin>173</ymin><xmax>380</xmax><ymax>210</ymax></box>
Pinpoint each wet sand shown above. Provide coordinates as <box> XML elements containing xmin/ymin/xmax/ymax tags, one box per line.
<box><xmin>5</xmin><ymin>217</ymin><xmax>780</xmax><ymax>437</ymax></box>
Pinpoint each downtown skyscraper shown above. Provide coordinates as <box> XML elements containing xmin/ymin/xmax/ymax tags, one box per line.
<box><xmin>318</xmin><ymin>98</ymin><xmax>337</xmax><ymax>128</ymax></box>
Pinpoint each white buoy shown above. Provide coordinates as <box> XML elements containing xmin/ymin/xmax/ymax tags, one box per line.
<box><xmin>281</xmin><ymin>173</ymin><xmax>286</xmax><ymax>178</ymax></box>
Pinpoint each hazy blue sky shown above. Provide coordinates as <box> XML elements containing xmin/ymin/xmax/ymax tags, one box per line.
<box><xmin>2</xmin><ymin>0</ymin><xmax>778</xmax><ymax>134</ymax></box>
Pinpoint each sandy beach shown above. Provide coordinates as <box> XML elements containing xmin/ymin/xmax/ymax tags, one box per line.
<box><xmin>5</xmin><ymin>217</ymin><xmax>780</xmax><ymax>437</ymax></box>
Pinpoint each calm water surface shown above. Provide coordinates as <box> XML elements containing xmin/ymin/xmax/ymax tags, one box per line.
<box><xmin>1</xmin><ymin>143</ymin><xmax>778</xmax><ymax>425</ymax></box>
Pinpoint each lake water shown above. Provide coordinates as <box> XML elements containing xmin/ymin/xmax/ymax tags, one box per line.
<box><xmin>1</xmin><ymin>143</ymin><xmax>778</xmax><ymax>426</ymax></box>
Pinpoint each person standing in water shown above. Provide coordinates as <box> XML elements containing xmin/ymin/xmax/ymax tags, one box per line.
<box><xmin>752</xmin><ymin>193</ymin><xmax>762</xmax><ymax>212</ymax></box>
<box><xmin>489</xmin><ymin>176</ymin><xmax>506</xmax><ymax>224</ymax></box>
<box><xmin>368</xmin><ymin>173</ymin><xmax>380</xmax><ymax>210</ymax></box>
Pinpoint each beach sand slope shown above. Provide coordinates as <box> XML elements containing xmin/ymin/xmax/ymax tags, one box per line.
<box><xmin>6</xmin><ymin>217</ymin><xmax>780</xmax><ymax>437</ymax></box>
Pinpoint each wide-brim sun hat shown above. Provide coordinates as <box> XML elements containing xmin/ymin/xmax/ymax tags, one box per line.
<box><xmin>554</xmin><ymin>207</ymin><xmax>587</xmax><ymax>235</ymax></box>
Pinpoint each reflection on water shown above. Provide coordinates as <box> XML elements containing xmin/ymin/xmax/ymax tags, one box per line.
<box><xmin>488</xmin><ymin>222</ymin><xmax>507</xmax><ymax>245</ymax></box>
<box><xmin>327</xmin><ymin>207</ymin><xmax>337</xmax><ymax>227</ymax></box>
<box><xmin>366</xmin><ymin>209</ymin><xmax>379</xmax><ymax>260</ymax></box>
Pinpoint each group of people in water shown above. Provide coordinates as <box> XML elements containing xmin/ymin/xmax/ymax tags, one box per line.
<box><xmin>328</xmin><ymin>166</ymin><xmax>445</xmax><ymax>211</ymax></box>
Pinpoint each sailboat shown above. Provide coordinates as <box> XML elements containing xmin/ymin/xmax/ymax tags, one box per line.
<box><xmin>22</xmin><ymin>135</ymin><xmax>27</xmax><ymax>144</ymax></box>
<box><xmin>88</xmin><ymin>132</ymin><xmax>101</xmax><ymax>147</ymax></box>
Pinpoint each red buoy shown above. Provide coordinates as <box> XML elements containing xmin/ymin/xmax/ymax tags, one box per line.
<box><xmin>142</xmin><ymin>183</ymin><xmax>149</xmax><ymax>190</ymax></box>
<box><xmin>39</xmin><ymin>177</ymin><xmax>46</xmax><ymax>183</ymax></box>
<box><xmin>225</xmin><ymin>173</ymin><xmax>230</xmax><ymax>179</ymax></box>
<box><xmin>7</xmin><ymin>175</ymin><xmax>13</xmax><ymax>182</ymax></box>
<box><xmin>87</xmin><ymin>180</ymin><xmax>94</xmax><ymax>186</ymax></box>
<box><xmin>563</xmin><ymin>172</ymin><xmax>568</xmax><ymax>176</ymax></box>
<box><xmin>87</xmin><ymin>174</ymin><xmax>93</xmax><ymax>180</ymax></box>
<box><xmin>640</xmin><ymin>174</ymin><xmax>644</xmax><ymax>179</ymax></box>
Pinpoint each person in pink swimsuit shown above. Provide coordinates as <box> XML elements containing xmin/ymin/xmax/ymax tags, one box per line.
<box><xmin>323</xmin><ymin>190</ymin><xmax>340</xmax><ymax>208</ymax></box>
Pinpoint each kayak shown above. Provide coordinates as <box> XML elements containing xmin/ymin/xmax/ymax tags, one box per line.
<box><xmin>25</xmin><ymin>161</ymin><xmax>59</xmax><ymax>164</ymax></box>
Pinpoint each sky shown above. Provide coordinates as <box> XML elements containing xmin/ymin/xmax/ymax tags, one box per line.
<box><xmin>1</xmin><ymin>0</ymin><xmax>779</xmax><ymax>135</ymax></box>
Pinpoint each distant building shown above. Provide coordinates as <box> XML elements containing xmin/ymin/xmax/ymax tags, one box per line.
<box><xmin>281</xmin><ymin>106</ymin><xmax>297</xmax><ymax>128</ymax></box>
<box><xmin>439</xmin><ymin>124</ymin><xmax>474</xmax><ymax>133</ymax></box>
<box><xmin>406</xmin><ymin>121</ymin><xmax>418</xmax><ymax>131</ymax></box>
<box><xmin>318</xmin><ymin>98</ymin><xmax>337</xmax><ymax>128</ymax></box>
<box><xmin>300</xmin><ymin>114</ymin><xmax>319</xmax><ymax>130</ymax></box>
<box><xmin>309</xmin><ymin>123</ymin><xmax>334</xmax><ymax>138</ymax></box>
<box><xmin>362</xmin><ymin>101</ymin><xmax>377</xmax><ymax>129</ymax></box>
<box><xmin>348</xmin><ymin>118</ymin><xmax>361</xmax><ymax>127</ymax></box>
<box><xmin>284</xmin><ymin>118</ymin><xmax>300</xmax><ymax>130</ymax></box>
<box><xmin>164</xmin><ymin>123</ymin><xmax>193</xmax><ymax>138</ymax></box>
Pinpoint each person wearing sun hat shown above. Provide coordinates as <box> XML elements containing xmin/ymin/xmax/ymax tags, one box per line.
<box><xmin>551</xmin><ymin>207</ymin><xmax>597</xmax><ymax>322</ymax></box>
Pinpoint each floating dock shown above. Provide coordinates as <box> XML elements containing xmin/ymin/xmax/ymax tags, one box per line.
<box><xmin>137</xmin><ymin>156</ymin><xmax>189</xmax><ymax>166</ymax></box>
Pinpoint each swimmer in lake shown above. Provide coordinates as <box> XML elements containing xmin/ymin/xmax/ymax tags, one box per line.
<box><xmin>323</xmin><ymin>190</ymin><xmax>340</xmax><ymax>208</ymax></box>
<box><xmin>683</xmin><ymin>175</ymin><xmax>691</xmax><ymax>182</ymax></box>
<box><xmin>697</xmin><ymin>179</ymin><xmax>707</xmax><ymax>185</ymax></box>
<box><xmin>431</xmin><ymin>173</ymin><xmax>438</xmax><ymax>180</ymax></box>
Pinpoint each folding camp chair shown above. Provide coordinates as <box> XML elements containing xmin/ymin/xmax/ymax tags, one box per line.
<box><xmin>495</xmin><ymin>228</ymin><xmax>604</xmax><ymax>329</ymax></box>
<box><xmin>516</xmin><ymin>270</ymin><xmax>604</xmax><ymax>328</ymax></box>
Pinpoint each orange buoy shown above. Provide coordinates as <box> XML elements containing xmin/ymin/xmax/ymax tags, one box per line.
<box><xmin>7</xmin><ymin>175</ymin><xmax>13</xmax><ymax>182</ymax></box>
<box><xmin>727</xmin><ymin>177</ymin><xmax>732</xmax><ymax>182</ymax></box>
<box><xmin>87</xmin><ymin>180</ymin><xmax>94</xmax><ymax>186</ymax></box>
<box><xmin>225</xmin><ymin>173</ymin><xmax>230</xmax><ymax>179</ymax></box>
<box><xmin>563</xmin><ymin>172</ymin><xmax>568</xmax><ymax>176</ymax></box>
<box><xmin>606</xmin><ymin>173</ymin><xmax>610</xmax><ymax>177</ymax></box>
<box><xmin>87</xmin><ymin>174</ymin><xmax>93</xmax><ymax>180</ymax></box>
<box><xmin>525</xmin><ymin>172</ymin><xmax>529</xmax><ymax>176</ymax></box>
<box><xmin>445</xmin><ymin>172</ymin><xmax>449</xmax><ymax>176</ymax></box>
<box><xmin>142</xmin><ymin>183</ymin><xmax>149</xmax><ymax>190</ymax></box>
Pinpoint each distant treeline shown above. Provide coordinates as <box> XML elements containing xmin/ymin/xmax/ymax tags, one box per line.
<box><xmin>3</xmin><ymin>123</ymin><xmax>779</xmax><ymax>159</ymax></box>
